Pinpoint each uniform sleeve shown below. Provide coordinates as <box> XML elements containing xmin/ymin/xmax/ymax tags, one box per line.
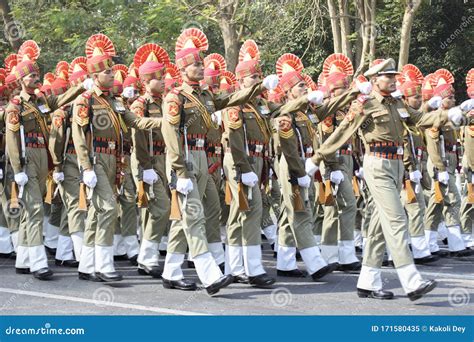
<box><xmin>161</xmin><ymin>91</ymin><xmax>191</xmax><ymax>178</ymax></box>
<box><xmin>49</xmin><ymin>108</ymin><xmax>67</xmax><ymax>172</ymax></box>
<box><xmin>121</xmin><ymin>110</ymin><xmax>162</xmax><ymax>130</ymax></box>
<box><xmin>71</xmin><ymin>94</ymin><xmax>92</xmax><ymax>171</ymax></box>
<box><xmin>408</xmin><ymin>106</ymin><xmax>449</xmax><ymax>129</ymax></box>
<box><xmin>130</xmin><ymin>100</ymin><xmax>153</xmax><ymax>170</ymax></box>
<box><xmin>312</xmin><ymin>100</ymin><xmax>369</xmax><ymax>165</ymax></box>
<box><xmin>424</xmin><ymin>128</ymin><xmax>446</xmax><ymax>172</ymax></box>
<box><xmin>47</xmin><ymin>84</ymin><xmax>84</xmax><ymax>111</ymax></box>
<box><xmin>277</xmin><ymin>114</ymin><xmax>306</xmax><ymax>178</ymax></box>
<box><xmin>5</xmin><ymin>101</ymin><xmax>22</xmax><ymax>174</ymax></box>
<box><xmin>214</xmin><ymin>82</ymin><xmax>264</xmax><ymax>110</ymax></box>
<box><xmin>312</xmin><ymin>87</ymin><xmax>359</xmax><ymax>122</ymax></box>
<box><xmin>224</xmin><ymin>107</ymin><xmax>252</xmax><ymax>173</ymax></box>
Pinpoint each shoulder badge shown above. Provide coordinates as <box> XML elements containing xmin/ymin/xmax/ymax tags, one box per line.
<box><xmin>227</xmin><ymin>107</ymin><xmax>242</xmax><ymax>130</ymax></box>
<box><xmin>164</xmin><ymin>92</ymin><xmax>181</xmax><ymax>125</ymax></box>
<box><xmin>277</xmin><ymin>116</ymin><xmax>294</xmax><ymax>139</ymax></box>
<box><xmin>321</xmin><ymin>115</ymin><xmax>334</xmax><ymax>133</ymax></box>
<box><xmin>7</xmin><ymin>111</ymin><xmax>20</xmax><ymax>132</ymax></box>
<box><xmin>131</xmin><ymin>98</ymin><xmax>145</xmax><ymax>117</ymax></box>
<box><xmin>346</xmin><ymin>100</ymin><xmax>364</xmax><ymax>122</ymax></box>
<box><xmin>428</xmin><ymin>127</ymin><xmax>439</xmax><ymax>139</ymax></box>
<box><xmin>52</xmin><ymin>110</ymin><xmax>65</xmax><ymax>129</ymax></box>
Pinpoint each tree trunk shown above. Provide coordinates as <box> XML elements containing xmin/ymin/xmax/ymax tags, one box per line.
<box><xmin>354</xmin><ymin>0</ymin><xmax>370</xmax><ymax>75</ymax></box>
<box><xmin>398</xmin><ymin>0</ymin><xmax>422</xmax><ymax>70</ymax></box>
<box><xmin>217</xmin><ymin>0</ymin><xmax>240</xmax><ymax>72</ymax></box>
<box><xmin>368</xmin><ymin>0</ymin><xmax>376</xmax><ymax>62</ymax></box>
<box><xmin>0</xmin><ymin>0</ymin><xmax>23</xmax><ymax>51</ymax></box>
<box><xmin>327</xmin><ymin>0</ymin><xmax>342</xmax><ymax>53</ymax></box>
<box><xmin>338</xmin><ymin>0</ymin><xmax>352</xmax><ymax>61</ymax></box>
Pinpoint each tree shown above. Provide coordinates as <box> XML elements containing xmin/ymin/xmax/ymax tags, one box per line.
<box><xmin>0</xmin><ymin>0</ymin><xmax>22</xmax><ymax>51</ymax></box>
<box><xmin>398</xmin><ymin>0</ymin><xmax>422</xmax><ymax>70</ymax></box>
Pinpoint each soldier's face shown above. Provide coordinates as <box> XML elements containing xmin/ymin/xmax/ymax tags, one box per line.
<box><xmin>22</xmin><ymin>72</ymin><xmax>40</xmax><ymax>90</ymax></box>
<box><xmin>289</xmin><ymin>82</ymin><xmax>308</xmax><ymax>99</ymax></box>
<box><xmin>441</xmin><ymin>95</ymin><xmax>455</xmax><ymax>109</ymax></box>
<box><xmin>374</xmin><ymin>74</ymin><xmax>397</xmax><ymax>93</ymax></box>
<box><xmin>95</xmin><ymin>68</ymin><xmax>114</xmax><ymax>89</ymax></box>
<box><xmin>184</xmin><ymin>61</ymin><xmax>204</xmax><ymax>82</ymax></box>
<box><xmin>148</xmin><ymin>78</ymin><xmax>165</xmax><ymax>94</ymax></box>
<box><xmin>241</xmin><ymin>73</ymin><xmax>261</xmax><ymax>89</ymax></box>
<box><xmin>404</xmin><ymin>94</ymin><xmax>422</xmax><ymax>110</ymax></box>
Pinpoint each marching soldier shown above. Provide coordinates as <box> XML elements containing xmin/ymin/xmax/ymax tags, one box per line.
<box><xmin>460</xmin><ymin>69</ymin><xmax>474</xmax><ymax>249</ymax></box>
<box><xmin>317</xmin><ymin>53</ymin><xmax>361</xmax><ymax>271</ymax></box>
<box><xmin>274</xmin><ymin>53</ymin><xmax>366</xmax><ymax>281</ymax></box>
<box><xmin>221</xmin><ymin>40</ymin><xmax>275</xmax><ymax>286</ymax></box>
<box><xmin>48</xmin><ymin>61</ymin><xmax>80</xmax><ymax>267</ymax></box>
<box><xmin>0</xmin><ymin>68</ymin><xmax>15</xmax><ymax>258</ymax></box>
<box><xmin>396</xmin><ymin>64</ymin><xmax>438</xmax><ymax>264</ymax></box>
<box><xmin>129</xmin><ymin>43</ymin><xmax>171</xmax><ymax>278</ymax></box>
<box><xmin>306</xmin><ymin>58</ymin><xmax>466</xmax><ymax>300</ymax></box>
<box><xmin>73</xmin><ymin>34</ymin><xmax>164</xmax><ymax>282</ymax></box>
<box><xmin>161</xmin><ymin>28</ymin><xmax>278</xmax><ymax>294</ymax></box>
<box><xmin>201</xmin><ymin>53</ymin><xmax>227</xmax><ymax>268</ymax></box>
<box><xmin>423</xmin><ymin>69</ymin><xmax>470</xmax><ymax>257</ymax></box>
<box><xmin>48</xmin><ymin>57</ymin><xmax>89</xmax><ymax>267</ymax></box>
<box><xmin>6</xmin><ymin>40</ymin><xmax>84</xmax><ymax>279</ymax></box>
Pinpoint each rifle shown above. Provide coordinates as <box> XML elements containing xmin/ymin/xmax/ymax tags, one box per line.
<box><xmin>78</xmin><ymin>166</ymin><xmax>88</xmax><ymax>211</ymax></box>
<box><xmin>467</xmin><ymin>168</ymin><xmax>474</xmax><ymax>205</ymax></box>
<box><xmin>145</xmin><ymin>101</ymin><xmax>155</xmax><ymax>200</ymax></box>
<box><xmin>432</xmin><ymin>168</ymin><xmax>444</xmax><ymax>204</ymax></box>
<box><xmin>323</xmin><ymin>178</ymin><xmax>335</xmax><ymax>206</ymax></box>
<box><xmin>290</xmin><ymin>176</ymin><xmax>305</xmax><ymax>212</ymax></box>
<box><xmin>241</xmin><ymin>110</ymin><xmax>254</xmax><ymax>205</ymax></box>
<box><xmin>404</xmin><ymin>171</ymin><xmax>417</xmax><ymax>204</ymax></box>
<box><xmin>314</xmin><ymin>169</ymin><xmax>325</xmax><ymax>204</ymax></box>
<box><xmin>169</xmin><ymin>170</ymin><xmax>181</xmax><ymax>220</ymax></box>
<box><xmin>137</xmin><ymin>167</ymin><xmax>149</xmax><ymax>209</ymax></box>
<box><xmin>224</xmin><ymin>180</ymin><xmax>232</xmax><ymax>205</ymax></box>
<box><xmin>404</xmin><ymin>123</ymin><xmax>420</xmax><ymax>204</ymax></box>
<box><xmin>236</xmin><ymin>168</ymin><xmax>250</xmax><ymax>212</ymax></box>
<box><xmin>11</xmin><ymin>118</ymin><xmax>27</xmax><ymax>209</ymax></box>
<box><xmin>293</xmin><ymin>115</ymin><xmax>309</xmax><ymax>205</ymax></box>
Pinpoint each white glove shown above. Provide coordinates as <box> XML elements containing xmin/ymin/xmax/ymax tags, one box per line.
<box><xmin>307</xmin><ymin>90</ymin><xmax>324</xmax><ymax>105</ymax></box>
<box><xmin>176</xmin><ymin>178</ymin><xmax>193</xmax><ymax>195</ymax></box>
<box><xmin>122</xmin><ymin>86</ymin><xmax>136</xmax><ymax>99</ymax></box>
<box><xmin>14</xmin><ymin>172</ymin><xmax>28</xmax><ymax>186</ymax></box>
<box><xmin>427</xmin><ymin>96</ymin><xmax>442</xmax><ymax>110</ymax></box>
<box><xmin>460</xmin><ymin>99</ymin><xmax>474</xmax><ymax>112</ymax></box>
<box><xmin>142</xmin><ymin>169</ymin><xmax>158</xmax><ymax>185</ymax></box>
<box><xmin>241</xmin><ymin>171</ymin><xmax>258</xmax><ymax>187</ymax></box>
<box><xmin>329</xmin><ymin>170</ymin><xmax>344</xmax><ymax>185</ymax></box>
<box><xmin>0</xmin><ymin>169</ymin><xmax>3</xmax><ymax>180</ymax></box>
<box><xmin>437</xmin><ymin>171</ymin><xmax>449</xmax><ymax>185</ymax></box>
<box><xmin>448</xmin><ymin>106</ymin><xmax>463</xmax><ymax>126</ymax></box>
<box><xmin>391</xmin><ymin>89</ymin><xmax>402</xmax><ymax>99</ymax></box>
<box><xmin>355</xmin><ymin>167</ymin><xmax>364</xmax><ymax>179</ymax></box>
<box><xmin>262</xmin><ymin>74</ymin><xmax>279</xmax><ymax>91</ymax></box>
<box><xmin>212</xmin><ymin>110</ymin><xmax>222</xmax><ymax>126</ymax></box>
<box><xmin>82</xmin><ymin>78</ymin><xmax>94</xmax><ymax>91</ymax></box>
<box><xmin>305</xmin><ymin>158</ymin><xmax>319</xmax><ymax>177</ymax></box>
<box><xmin>83</xmin><ymin>170</ymin><xmax>97</xmax><ymax>189</ymax></box>
<box><xmin>297</xmin><ymin>175</ymin><xmax>311</xmax><ymax>188</ymax></box>
<box><xmin>52</xmin><ymin>171</ymin><xmax>64</xmax><ymax>184</ymax></box>
<box><xmin>409</xmin><ymin>170</ymin><xmax>422</xmax><ymax>183</ymax></box>
<box><xmin>357</xmin><ymin>81</ymin><xmax>372</xmax><ymax>95</ymax></box>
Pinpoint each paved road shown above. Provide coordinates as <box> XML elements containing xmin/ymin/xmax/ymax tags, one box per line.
<box><xmin>0</xmin><ymin>245</ymin><xmax>472</xmax><ymax>315</ymax></box>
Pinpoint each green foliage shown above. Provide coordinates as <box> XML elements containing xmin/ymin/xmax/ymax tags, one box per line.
<box><xmin>0</xmin><ymin>0</ymin><xmax>471</xmax><ymax>97</ymax></box>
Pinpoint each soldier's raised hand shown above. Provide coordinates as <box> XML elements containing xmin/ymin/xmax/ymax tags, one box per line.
<box><xmin>356</xmin><ymin>80</ymin><xmax>372</xmax><ymax>95</ymax></box>
<box><xmin>262</xmin><ymin>74</ymin><xmax>279</xmax><ymax>90</ymax></box>
<box><xmin>448</xmin><ymin>106</ymin><xmax>464</xmax><ymax>126</ymax></box>
<box><xmin>427</xmin><ymin>96</ymin><xmax>442</xmax><ymax>110</ymax></box>
<box><xmin>460</xmin><ymin>99</ymin><xmax>474</xmax><ymax>112</ymax></box>
<box><xmin>307</xmin><ymin>90</ymin><xmax>324</xmax><ymax>105</ymax></box>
